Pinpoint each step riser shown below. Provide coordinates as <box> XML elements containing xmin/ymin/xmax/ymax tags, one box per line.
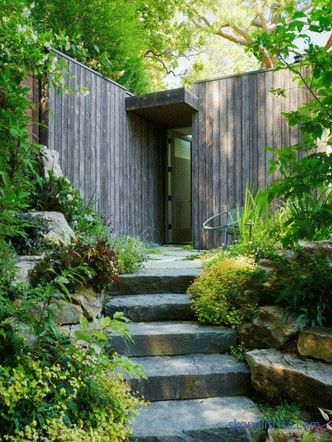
<box><xmin>104</xmin><ymin>303</ymin><xmax>193</xmax><ymax>322</ymax></box>
<box><xmin>110</xmin><ymin>332</ymin><xmax>236</xmax><ymax>357</ymax></box>
<box><xmin>130</xmin><ymin>428</ymin><xmax>265</xmax><ymax>442</ymax></box>
<box><xmin>130</xmin><ymin>372</ymin><xmax>251</xmax><ymax>401</ymax></box>
<box><xmin>111</xmin><ymin>275</ymin><xmax>196</xmax><ymax>295</ymax></box>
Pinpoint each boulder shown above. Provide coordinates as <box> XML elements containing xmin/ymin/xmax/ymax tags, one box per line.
<box><xmin>31</xmin><ymin>300</ymin><xmax>83</xmax><ymax>325</ymax></box>
<box><xmin>15</xmin><ymin>255</ymin><xmax>43</xmax><ymax>286</ymax></box>
<box><xmin>246</xmin><ymin>349</ymin><xmax>332</xmax><ymax>408</ymax></box>
<box><xmin>30</xmin><ymin>211</ymin><xmax>75</xmax><ymax>245</ymax></box>
<box><xmin>298</xmin><ymin>328</ymin><xmax>332</xmax><ymax>364</ymax></box>
<box><xmin>53</xmin><ymin>300</ymin><xmax>83</xmax><ymax>325</ymax></box>
<box><xmin>40</xmin><ymin>146</ymin><xmax>63</xmax><ymax>177</ymax></box>
<box><xmin>72</xmin><ymin>286</ymin><xmax>105</xmax><ymax>320</ymax></box>
<box><xmin>238</xmin><ymin>306</ymin><xmax>299</xmax><ymax>349</ymax></box>
<box><xmin>298</xmin><ymin>240</ymin><xmax>332</xmax><ymax>261</ymax></box>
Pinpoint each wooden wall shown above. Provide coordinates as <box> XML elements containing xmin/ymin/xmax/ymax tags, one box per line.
<box><xmin>192</xmin><ymin>69</ymin><xmax>310</xmax><ymax>249</ymax></box>
<box><xmin>47</xmin><ymin>51</ymin><xmax>309</xmax><ymax>249</ymax></box>
<box><xmin>48</xmin><ymin>51</ymin><xmax>166</xmax><ymax>242</ymax></box>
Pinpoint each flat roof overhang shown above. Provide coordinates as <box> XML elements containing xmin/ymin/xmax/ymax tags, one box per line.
<box><xmin>125</xmin><ymin>88</ymin><xmax>199</xmax><ymax>127</ymax></box>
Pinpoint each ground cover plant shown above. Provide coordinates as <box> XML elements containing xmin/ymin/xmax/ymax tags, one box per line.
<box><xmin>188</xmin><ymin>257</ymin><xmax>268</xmax><ymax>328</ymax></box>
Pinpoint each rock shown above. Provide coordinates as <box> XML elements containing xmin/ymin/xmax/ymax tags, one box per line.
<box><xmin>40</xmin><ymin>146</ymin><xmax>63</xmax><ymax>177</ymax></box>
<box><xmin>8</xmin><ymin>318</ymin><xmax>38</xmax><ymax>347</ymax></box>
<box><xmin>72</xmin><ymin>286</ymin><xmax>105</xmax><ymax>320</ymax></box>
<box><xmin>298</xmin><ymin>328</ymin><xmax>332</xmax><ymax>364</ymax></box>
<box><xmin>15</xmin><ymin>255</ymin><xmax>43</xmax><ymax>286</ymax></box>
<box><xmin>31</xmin><ymin>300</ymin><xmax>83</xmax><ymax>325</ymax></box>
<box><xmin>246</xmin><ymin>349</ymin><xmax>332</xmax><ymax>408</ymax></box>
<box><xmin>52</xmin><ymin>300</ymin><xmax>83</xmax><ymax>325</ymax></box>
<box><xmin>30</xmin><ymin>211</ymin><xmax>75</xmax><ymax>245</ymax></box>
<box><xmin>298</xmin><ymin>240</ymin><xmax>332</xmax><ymax>261</ymax></box>
<box><xmin>238</xmin><ymin>306</ymin><xmax>299</xmax><ymax>350</ymax></box>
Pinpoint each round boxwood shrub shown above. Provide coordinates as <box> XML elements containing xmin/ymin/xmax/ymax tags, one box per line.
<box><xmin>188</xmin><ymin>257</ymin><xmax>268</xmax><ymax>328</ymax></box>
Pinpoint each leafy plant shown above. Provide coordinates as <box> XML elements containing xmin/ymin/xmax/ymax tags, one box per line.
<box><xmin>0</xmin><ymin>300</ymin><xmax>143</xmax><ymax>441</ymax></box>
<box><xmin>109</xmin><ymin>236</ymin><xmax>147</xmax><ymax>274</ymax></box>
<box><xmin>30</xmin><ymin>238</ymin><xmax>118</xmax><ymax>294</ymax></box>
<box><xmin>259</xmin><ymin>401</ymin><xmax>302</xmax><ymax>429</ymax></box>
<box><xmin>188</xmin><ymin>257</ymin><xmax>267</xmax><ymax>327</ymax></box>
<box><xmin>9</xmin><ymin>212</ymin><xmax>49</xmax><ymax>255</ymax></box>
<box><xmin>31</xmin><ymin>173</ymin><xmax>108</xmax><ymax>242</ymax></box>
<box><xmin>266</xmin><ymin>248</ymin><xmax>332</xmax><ymax>328</ymax></box>
<box><xmin>249</xmin><ymin>0</ymin><xmax>332</xmax><ymax>244</ymax></box>
<box><xmin>229</xmin><ymin>342</ymin><xmax>247</xmax><ymax>362</ymax></box>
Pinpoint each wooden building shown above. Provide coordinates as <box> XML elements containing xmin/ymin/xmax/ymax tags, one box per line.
<box><xmin>46</xmin><ymin>50</ymin><xmax>309</xmax><ymax>249</ymax></box>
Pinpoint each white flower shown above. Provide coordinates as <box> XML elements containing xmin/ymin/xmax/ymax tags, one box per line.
<box><xmin>22</xmin><ymin>8</ymin><xmax>31</xmax><ymax>19</ymax></box>
<box><xmin>17</xmin><ymin>24</ymin><xmax>28</xmax><ymax>33</ymax></box>
<box><xmin>30</xmin><ymin>31</ymin><xmax>38</xmax><ymax>42</ymax></box>
<box><xmin>67</xmin><ymin>194</ymin><xmax>74</xmax><ymax>201</ymax></box>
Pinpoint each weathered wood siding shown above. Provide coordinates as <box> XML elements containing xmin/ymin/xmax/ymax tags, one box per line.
<box><xmin>192</xmin><ymin>69</ymin><xmax>310</xmax><ymax>249</ymax></box>
<box><xmin>48</xmin><ymin>51</ymin><xmax>165</xmax><ymax>242</ymax></box>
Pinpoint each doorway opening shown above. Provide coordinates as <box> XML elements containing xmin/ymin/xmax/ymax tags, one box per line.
<box><xmin>166</xmin><ymin>127</ymin><xmax>192</xmax><ymax>244</ymax></box>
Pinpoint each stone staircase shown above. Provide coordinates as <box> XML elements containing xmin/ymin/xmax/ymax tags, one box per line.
<box><xmin>104</xmin><ymin>248</ymin><xmax>263</xmax><ymax>441</ymax></box>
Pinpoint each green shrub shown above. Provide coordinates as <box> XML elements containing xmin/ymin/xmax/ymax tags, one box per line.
<box><xmin>31</xmin><ymin>173</ymin><xmax>108</xmax><ymax>242</ymax></box>
<box><xmin>30</xmin><ymin>238</ymin><xmax>118</xmax><ymax>295</ymax></box>
<box><xmin>0</xmin><ymin>300</ymin><xmax>143</xmax><ymax>442</ymax></box>
<box><xmin>188</xmin><ymin>257</ymin><xmax>267</xmax><ymax>327</ymax></box>
<box><xmin>10</xmin><ymin>212</ymin><xmax>49</xmax><ymax>255</ymax></box>
<box><xmin>109</xmin><ymin>236</ymin><xmax>147</xmax><ymax>274</ymax></box>
<box><xmin>265</xmin><ymin>248</ymin><xmax>332</xmax><ymax>328</ymax></box>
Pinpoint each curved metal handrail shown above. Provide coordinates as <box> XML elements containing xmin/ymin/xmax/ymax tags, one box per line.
<box><xmin>202</xmin><ymin>210</ymin><xmax>229</xmax><ymax>231</ymax></box>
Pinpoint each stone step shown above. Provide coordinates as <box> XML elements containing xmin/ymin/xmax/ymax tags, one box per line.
<box><xmin>110</xmin><ymin>321</ymin><xmax>236</xmax><ymax>357</ymax></box>
<box><xmin>131</xmin><ymin>396</ymin><xmax>264</xmax><ymax>441</ymax></box>
<box><xmin>103</xmin><ymin>293</ymin><xmax>193</xmax><ymax>322</ymax></box>
<box><xmin>128</xmin><ymin>353</ymin><xmax>250</xmax><ymax>401</ymax></box>
<box><xmin>111</xmin><ymin>262</ymin><xmax>201</xmax><ymax>295</ymax></box>
<box><xmin>246</xmin><ymin>349</ymin><xmax>332</xmax><ymax>408</ymax></box>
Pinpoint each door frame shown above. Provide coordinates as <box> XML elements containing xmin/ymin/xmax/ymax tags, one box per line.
<box><xmin>165</xmin><ymin>128</ymin><xmax>192</xmax><ymax>244</ymax></box>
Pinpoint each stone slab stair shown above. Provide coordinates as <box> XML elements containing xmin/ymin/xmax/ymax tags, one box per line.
<box><xmin>104</xmin><ymin>253</ymin><xmax>264</xmax><ymax>441</ymax></box>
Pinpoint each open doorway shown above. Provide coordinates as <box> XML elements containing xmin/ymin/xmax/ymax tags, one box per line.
<box><xmin>166</xmin><ymin>127</ymin><xmax>192</xmax><ymax>244</ymax></box>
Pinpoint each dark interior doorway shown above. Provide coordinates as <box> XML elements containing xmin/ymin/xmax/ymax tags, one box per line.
<box><xmin>167</xmin><ymin>127</ymin><xmax>192</xmax><ymax>244</ymax></box>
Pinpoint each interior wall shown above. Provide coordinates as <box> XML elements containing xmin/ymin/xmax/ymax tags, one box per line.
<box><xmin>192</xmin><ymin>69</ymin><xmax>310</xmax><ymax>249</ymax></box>
<box><xmin>48</xmin><ymin>51</ymin><xmax>166</xmax><ymax>243</ymax></box>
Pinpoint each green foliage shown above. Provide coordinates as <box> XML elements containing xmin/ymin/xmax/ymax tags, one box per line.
<box><xmin>0</xmin><ymin>0</ymin><xmax>69</xmax><ymax>246</ymax></box>
<box><xmin>0</xmin><ymin>296</ymin><xmax>143</xmax><ymax>441</ymax></box>
<box><xmin>33</xmin><ymin>0</ymin><xmax>152</xmax><ymax>93</ymax></box>
<box><xmin>30</xmin><ymin>238</ymin><xmax>118</xmax><ymax>294</ymax></box>
<box><xmin>265</xmin><ymin>248</ymin><xmax>332</xmax><ymax>328</ymax></box>
<box><xmin>31</xmin><ymin>173</ymin><xmax>108</xmax><ymax>242</ymax></box>
<box><xmin>229</xmin><ymin>342</ymin><xmax>247</xmax><ymax>362</ymax></box>
<box><xmin>249</xmin><ymin>0</ymin><xmax>332</xmax><ymax>243</ymax></box>
<box><xmin>109</xmin><ymin>236</ymin><xmax>148</xmax><ymax>274</ymax></box>
<box><xmin>259</xmin><ymin>401</ymin><xmax>302</xmax><ymax>428</ymax></box>
<box><xmin>188</xmin><ymin>257</ymin><xmax>267</xmax><ymax>327</ymax></box>
<box><xmin>10</xmin><ymin>213</ymin><xmax>49</xmax><ymax>255</ymax></box>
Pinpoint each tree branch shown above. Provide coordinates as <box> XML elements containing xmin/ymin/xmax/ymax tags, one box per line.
<box><xmin>144</xmin><ymin>50</ymin><xmax>176</xmax><ymax>76</ymax></box>
<box><xmin>325</xmin><ymin>32</ymin><xmax>332</xmax><ymax>51</ymax></box>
